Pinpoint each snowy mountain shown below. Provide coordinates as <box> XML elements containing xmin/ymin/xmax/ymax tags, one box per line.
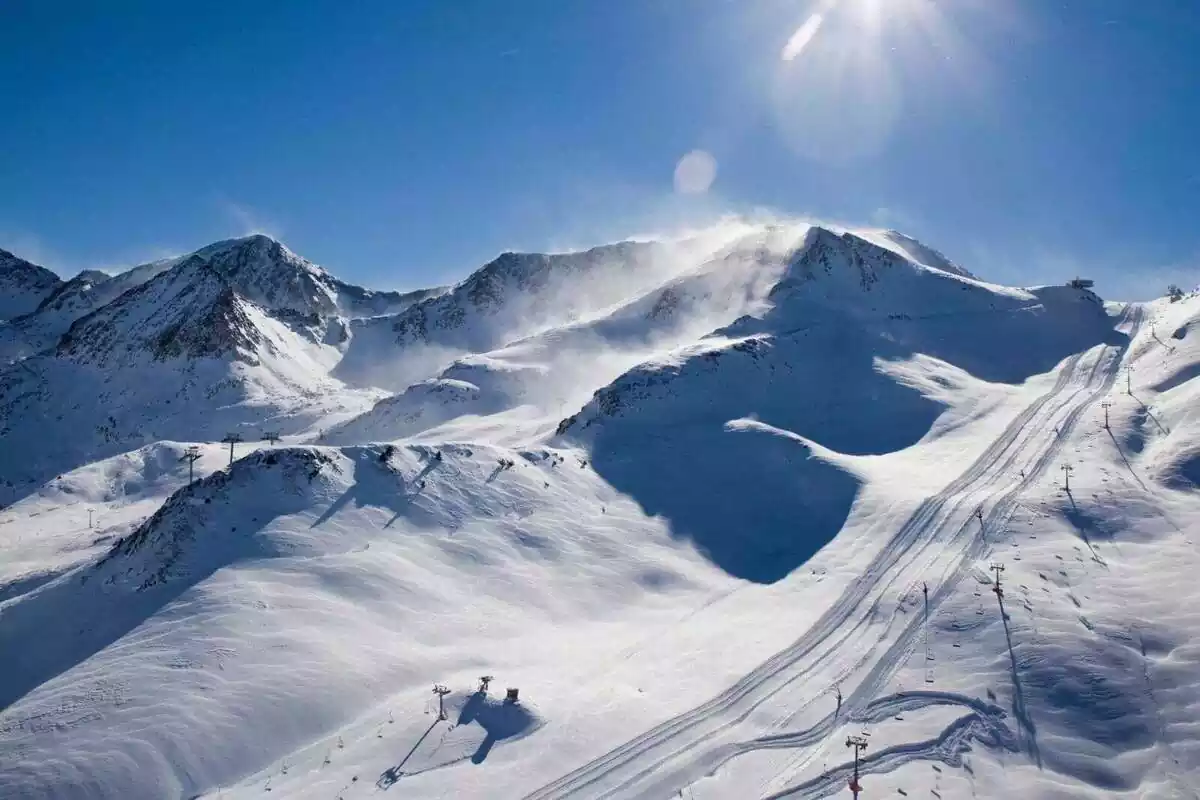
<box><xmin>0</xmin><ymin>235</ymin><xmax>408</xmax><ymax>504</ymax></box>
<box><xmin>0</xmin><ymin>237</ymin><xmax>439</xmax><ymax>365</ymax></box>
<box><xmin>174</xmin><ymin>234</ymin><xmax>437</xmax><ymax>321</ymax></box>
<box><xmin>323</xmin><ymin>224</ymin><xmax>805</xmax><ymax>443</ymax></box>
<box><xmin>333</xmin><ymin>232</ymin><xmax>751</xmax><ymax>391</ymax></box>
<box><xmin>554</xmin><ymin>226</ymin><xmax>1116</xmax><ymax>581</ymax></box>
<box><xmin>0</xmin><ymin>258</ymin><xmax>180</xmax><ymax>362</ymax></box>
<box><xmin>0</xmin><ymin>248</ymin><xmax>62</xmax><ymax>321</ymax></box>
<box><xmin>2</xmin><ymin>220</ymin><xmax>1199</xmax><ymax>800</ymax></box>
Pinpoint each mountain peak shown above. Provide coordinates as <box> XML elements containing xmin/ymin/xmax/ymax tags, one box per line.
<box><xmin>765</xmin><ymin>226</ymin><xmax>904</xmax><ymax>299</ymax></box>
<box><xmin>0</xmin><ymin>248</ymin><xmax>63</xmax><ymax>320</ymax></box>
<box><xmin>196</xmin><ymin>232</ymin><xmax>286</xmax><ymax>253</ymax></box>
<box><xmin>171</xmin><ymin>234</ymin><xmax>339</xmax><ymax>318</ymax></box>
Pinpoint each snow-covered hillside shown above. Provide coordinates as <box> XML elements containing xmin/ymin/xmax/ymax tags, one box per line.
<box><xmin>1</xmin><ymin>220</ymin><xmax>1198</xmax><ymax>800</ymax></box>
<box><xmin>0</xmin><ymin>236</ymin><xmax>401</xmax><ymax>505</ymax></box>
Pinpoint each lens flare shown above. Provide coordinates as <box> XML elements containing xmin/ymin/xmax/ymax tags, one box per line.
<box><xmin>674</xmin><ymin>150</ymin><xmax>718</xmax><ymax>195</ymax></box>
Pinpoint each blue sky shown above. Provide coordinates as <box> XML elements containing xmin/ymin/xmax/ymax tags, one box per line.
<box><xmin>2</xmin><ymin>1</ymin><xmax>1197</xmax><ymax>298</ymax></box>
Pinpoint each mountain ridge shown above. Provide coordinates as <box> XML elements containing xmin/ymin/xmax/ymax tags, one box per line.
<box><xmin>2</xmin><ymin>220</ymin><xmax>1199</xmax><ymax>800</ymax></box>
<box><xmin>0</xmin><ymin>248</ymin><xmax>63</xmax><ymax>321</ymax></box>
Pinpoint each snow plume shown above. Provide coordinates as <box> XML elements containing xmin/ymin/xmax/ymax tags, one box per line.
<box><xmin>220</xmin><ymin>198</ymin><xmax>283</xmax><ymax>240</ymax></box>
<box><xmin>332</xmin><ymin>226</ymin><xmax>760</xmax><ymax>393</ymax></box>
<box><xmin>332</xmin><ymin>334</ymin><xmax>471</xmax><ymax>397</ymax></box>
<box><xmin>325</xmin><ymin>223</ymin><xmax>817</xmax><ymax>442</ymax></box>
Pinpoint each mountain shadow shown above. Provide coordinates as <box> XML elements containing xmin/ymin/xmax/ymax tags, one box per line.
<box><xmin>0</xmin><ymin>449</ymin><xmax>334</xmax><ymax>712</ymax></box>
<box><xmin>564</xmin><ymin>252</ymin><xmax>1125</xmax><ymax>583</ymax></box>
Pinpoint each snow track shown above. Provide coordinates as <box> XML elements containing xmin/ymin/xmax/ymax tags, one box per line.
<box><xmin>715</xmin><ymin>690</ymin><xmax>1010</xmax><ymax>766</ymax></box>
<box><xmin>523</xmin><ymin>306</ymin><xmax>1143</xmax><ymax>800</ymax></box>
<box><xmin>762</xmin><ymin>708</ymin><xmax>1016</xmax><ymax>799</ymax></box>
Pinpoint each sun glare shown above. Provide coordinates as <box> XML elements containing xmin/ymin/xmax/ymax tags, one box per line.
<box><xmin>771</xmin><ymin>0</ymin><xmax>1006</xmax><ymax>163</ymax></box>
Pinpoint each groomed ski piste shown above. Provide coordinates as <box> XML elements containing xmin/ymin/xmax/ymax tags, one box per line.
<box><xmin>1</xmin><ymin>221</ymin><xmax>1198</xmax><ymax>800</ymax></box>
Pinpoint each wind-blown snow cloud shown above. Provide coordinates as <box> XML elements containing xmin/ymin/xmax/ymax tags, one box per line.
<box><xmin>220</xmin><ymin>199</ymin><xmax>283</xmax><ymax>239</ymax></box>
<box><xmin>869</xmin><ymin>206</ymin><xmax>921</xmax><ymax>232</ymax></box>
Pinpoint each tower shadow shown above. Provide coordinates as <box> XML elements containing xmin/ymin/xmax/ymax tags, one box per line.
<box><xmin>376</xmin><ymin>720</ymin><xmax>441</xmax><ymax>789</ymax></box>
<box><xmin>1105</xmin><ymin>428</ymin><xmax>1147</xmax><ymax>490</ymax></box>
<box><xmin>1130</xmin><ymin>394</ymin><xmax>1169</xmax><ymax>435</ymax></box>
<box><xmin>996</xmin><ymin>590</ymin><xmax>1042</xmax><ymax>767</ymax></box>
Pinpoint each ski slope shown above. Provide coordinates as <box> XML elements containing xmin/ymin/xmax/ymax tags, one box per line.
<box><xmin>523</xmin><ymin>307</ymin><xmax>1144</xmax><ymax>799</ymax></box>
<box><xmin>1</xmin><ymin>223</ymin><xmax>1198</xmax><ymax>800</ymax></box>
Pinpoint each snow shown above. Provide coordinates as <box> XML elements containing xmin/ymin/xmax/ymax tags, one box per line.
<box><xmin>324</xmin><ymin>223</ymin><xmax>807</xmax><ymax>444</ymax></box>
<box><xmin>0</xmin><ymin>249</ymin><xmax>62</xmax><ymax>322</ymax></box>
<box><xmin>0</xmin><ymin>235</ymin><xmax>412</xmax><ymax>504</ymax></box>
<box><xmin>1</xmin><ymin>222</ymin><xmax>1198</xmax><ymax>800</ymax></box>
<box><xmin>331</xmin><ymin>225</ymin><xmax>763</xmax><ymax>392</ymax></box>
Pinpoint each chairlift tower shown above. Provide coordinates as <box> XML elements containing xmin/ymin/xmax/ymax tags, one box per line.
<box><xmin>432</xmin><ymin>685</ymin><xmax>451</xmax><ymax>721</ymax></box>
<box><xmin>181</xmin><ymin>445</ymin><xmax>202</xmax><ymax>485</ymax></box>
<box><xmin>1061</xmin><ymin>463</ymin><xmax>1074</xmax><ymax>492</ymax></box>
<box><xmin>261</xmin><ymin>431</ymin><xmax>281</xmax><ymax>446</ymax></box>
<box><xmin>990</xmin><ymin>562</ymin><xmax>1006</xmax><ymax>598</ymax></box>
<box><xmin>846</xmin><ymin>735</ymin><xmax>868</xmax><ymax>798</ymax></box>
<box><xmin>478</xmin><ymin>675</ymin><xmax>494</xmax><ymax>693</ymax></box>
<box><xmin>221</xmin><ymin>433</ymin><xmax>243</xmax><ymax>467</ymax></box>
<box><xmin>1101</xmin><ymin>402</ymin><xmax>1113</xmax><ymax>430</ymax></box>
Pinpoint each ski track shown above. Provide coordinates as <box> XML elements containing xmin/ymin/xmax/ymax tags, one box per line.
<box><xmin>522</xmin><ymin>306</ymin><xmax>1142</xmax><ymax>800</ymax></box>
<box><xmin>761</xmin><ymin>709</ymin><xmax>1017</xmax><ymax>800</ymax></box>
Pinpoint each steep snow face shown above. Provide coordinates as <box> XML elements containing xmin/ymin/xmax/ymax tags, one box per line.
<box><xmin>859</xmin><ymin>228</ymin><xmax>975</xmax><ymax>279</ymax></box>
<box><xmin>1114</xmin><ymin>292</ymin><xmax>1200</xmax><ymax>490</ymax></box>
<box><xmin>0</xmin><ymin>248</ymin><xmax>61</xmax><ymax>320</ymax></box>
<box><xmin>181</xmin><ymin>235</ymin><xmax>341</xmax><ymax>318</ymax></box>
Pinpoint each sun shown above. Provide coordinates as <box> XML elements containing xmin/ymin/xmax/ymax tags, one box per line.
<box><xmin>782</xmin><ymin>0</ymin><xmax>974</xmax><ymax>63</ymax></box>
<box><xmin>770</xmin><ymin>0</ymin><xmax>1005</xmax><ymax>163</ymax></box>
